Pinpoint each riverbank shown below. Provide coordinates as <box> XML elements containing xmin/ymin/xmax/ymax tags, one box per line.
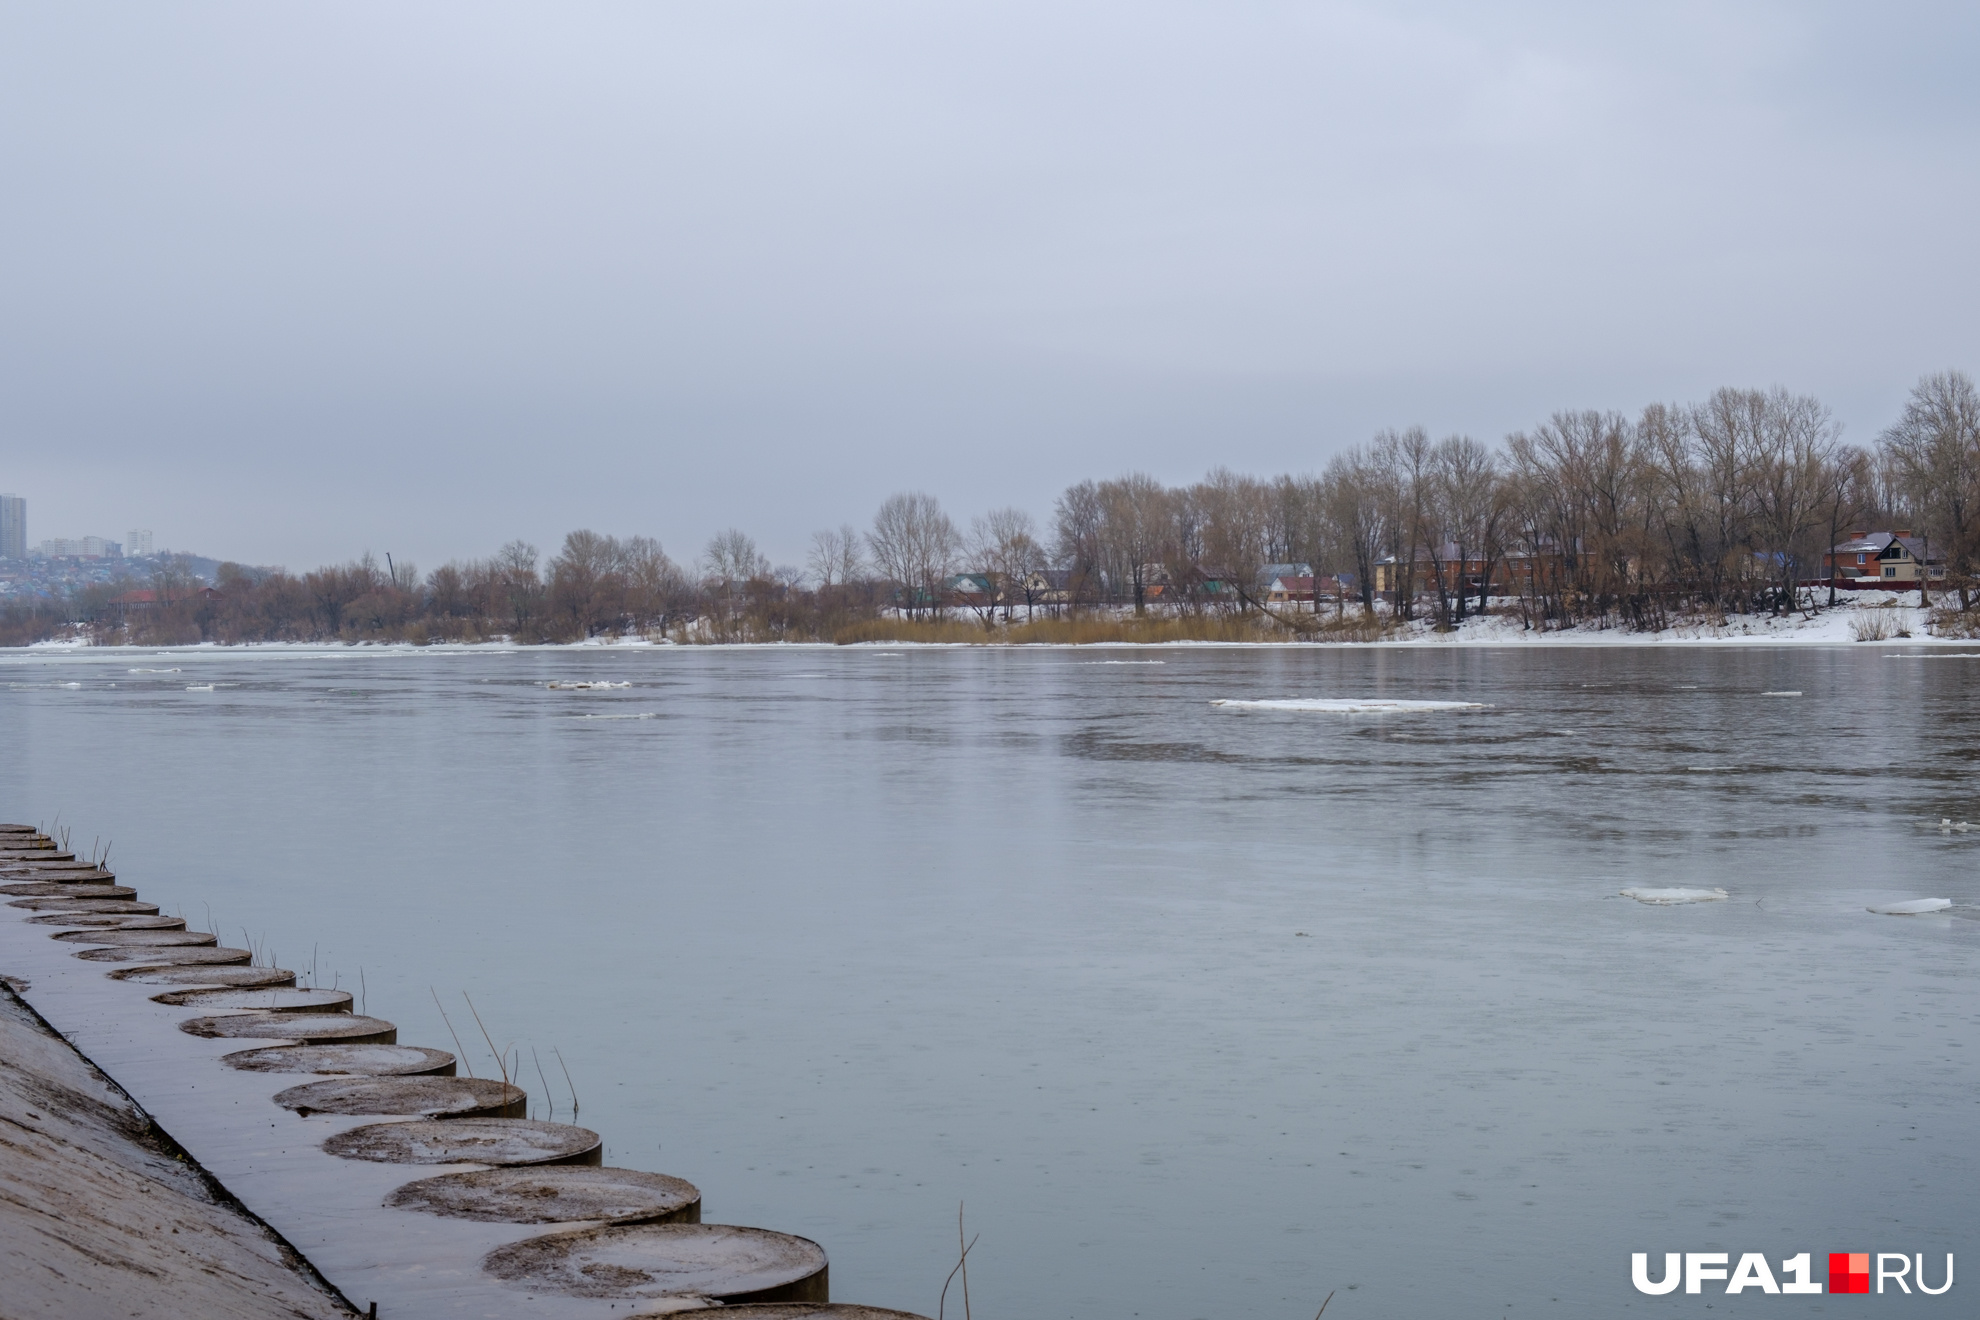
<box><xmin>0</xmin><ymin>824</ymin><xmax>927</xmax><ymax>1318</ymax></box>
<box><xmin>13</xmin><ymin>589</ymin><xmax>1971</xmax><ymax>650</ymax></box>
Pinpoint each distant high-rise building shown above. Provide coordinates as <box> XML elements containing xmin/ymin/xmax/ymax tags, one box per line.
<box><xmin>0</xmin><ymin>494</ymin><xmax>23</xmax><ymax>561</ymax></box>
<box><xmin>127</xmin><ymin>528</ymin><xmax>154</xmax><ymax>557</ymax></box>
<box><xmin>33</xmin><ymin>535</ymin><xmax>119</xmax><ymax>559</ymax></box>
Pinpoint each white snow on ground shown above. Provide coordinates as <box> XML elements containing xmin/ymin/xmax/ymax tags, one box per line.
<box><xmin>9</xmin><ymin>589</ymin><xmax>1974</xmax><ymax>652</ymax></box>
<box><xmin>1356</xmin><ymin>591</ymin><xmax>1959</xmax><ymax>647</ymax></box>
<box><xmin>1212</xmin><ymin>698</ymin><xmax>1488</xmax><ymax>713</ymax></box>
<box><xmin>1867</xmin><ymin>898</ymin><xmax>1953</xmax><ymax>915</ymax></box>
<box><xmin>1621</xmin><ymin>887</ymin><xmax>1729</xmax><ymax>904</ymax></box>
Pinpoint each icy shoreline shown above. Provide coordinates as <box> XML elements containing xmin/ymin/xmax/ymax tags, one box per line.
<box><xmin>10</xmin><ymin>592</ymin><xmax>1972</xmax><ymax>653</ymax></box>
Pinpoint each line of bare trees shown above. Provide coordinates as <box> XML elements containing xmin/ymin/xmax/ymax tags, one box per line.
<box><xmin>1038</xmin><ymin>374</ymin><xmax>1980</xmax><ymax>631</ymax></box>
<box><xmin>5</xmin><ymin>372</ymin><xmax>1974</xmax><ymax>646</ymax></box>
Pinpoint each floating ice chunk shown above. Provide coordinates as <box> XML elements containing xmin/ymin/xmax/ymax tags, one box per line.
<box><xmin>1761</xmin><ymin>690</ymin><xmax>1802</xmax><ymax>697</ymax></box>
<box><xmin>128</xmin><ymin>667</ymin><xmax>181</xmax><ymax>673</ymax></box>
<box><xmin>185</xmin><ymin>683</ymin><xmax>216</xmax><ymax>692</ymax></box>
<box><xmin>1212</xmin><ymin>698</ymin><xmax>1487</xmax><ymax>713</ymax></box>
<box><xmin>545</xmin><ymin>680</ymin><xmax>631</xmax><ymax>690</ymax></box>
<box><xmin>1939</xmin><ymin>819</ymin><xmax>1971</xmax><ymax>833</ymax></box>
<box><xmin>572</xmin><ymin>711</ymin><xmax>658</xmax><ymax>720</ymax></box>
<box><xmin>57</xmin><ymin>682</ymin><xmax>81</xmax><ymax>689</ymax></box>
<box><xmin>1867</xmin><ymin>898</ymin><xmax>1953</xmax><ymax>915</ymax></box>
<box><xmin>1081</xmin><ymin>660</ymin><xmax>1165</xmax><ymax>665</ymax></box>
<box><xmin>1620</xmin><ymin>887</ymin><xmax>1729</xmax><ymax>904</ymax></box>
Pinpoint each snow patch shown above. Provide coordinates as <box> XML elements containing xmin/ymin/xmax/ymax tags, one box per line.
<box><xmin>1621</xmin><ymin>887</ymin><xmax>1729</xmax><ymax>904</ymax></box>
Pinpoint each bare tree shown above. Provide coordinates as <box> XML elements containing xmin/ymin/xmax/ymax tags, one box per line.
<box><xmin>702</xmin><ymin>529</ymin><xmax>769</xmax><ymax>638</ymax></box>
<box><xmin>808</xmin><ymin>526</ymin><xmax>866</xmax><ymax>592</ymax></box>
<box><xmin>1747</xmin><ymin>389</ymin><xmax>1842</xmax><ymax>613</ymax></box>
<box><xmin>1052</xmin><ymin>480</ymin><xmax>1105</xmax><ymax>610</ymax></box>
<box><xmin>1881</xmin><ymin>370</ymin><xmax>1980</xmax><ymax>610</ymax></box>
<box><xmin>494</xmin><ymin>540</ymin><xmax>543</xmax><ymax>637</ymax></box>
<box><xmin>868</xmin><ymin>492</ymin><xmax>961</xmax><ymax>616</ymax></box>
<box><xmin>1095</xmin><ymin>473</ymin><xmax>1172</xmax><ymax>614</ymax></box>
<box><xmin>622</xmin><ymin>536</ymin><xmax>689</xmax><ymax>632</ymax></box>
<box><xmin>1819</xmin><ymin>446</ymin><xmax>1877</xmax><ymax>608</ymax></box>
<box><xmin>1188</xmin><ymin>468</ymin><xmax>1270</xmax><ymax>612</ymax></box>
<box><xmin>1321</xmin><ymin>448</ymin><xmax>1390</xmax><ymax>617</ymax></box>
<box><xmin>969</xmin><ymin>507</ymin><xmax>1045</xmax><ymax>621</ymax></box>
<box><xmin>1434</xmin><ymin>435</ymin><xmax>1499</xmax><ymax>621</ymax></box>
<box><xmin>549</xmin><ymin>530</ymin><xmax>626</xmax><ymax>638</ymax></box>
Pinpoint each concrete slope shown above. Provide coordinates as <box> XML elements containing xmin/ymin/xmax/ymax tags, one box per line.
<box><xmin>0</xmin><ymin>979</ymin><xmax>355</xmax><ymax>1319</ymax></box>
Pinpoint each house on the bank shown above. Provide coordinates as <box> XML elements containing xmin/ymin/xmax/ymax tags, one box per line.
<box><xmin>1267</xmin><ymin>575</ymin><xmax>1314</xmax><ymax>604</ymax></box>
<box><xmin>1822</xmin><ymin>531</ymin><xmax>1945</xmax><ymax>584</ymax></box>
<box><xmin>1372</xmin><ymin>544</ymin><xmax>1498</xmax><ymax>596</ymax></box>
<box><xmin>1021</xmin><ymin>569</ymin><xmax>1077</xmax><ymax>604</ymax></box>
<box><xmin>942</xmin><ymin>573</ymin><xmax>996</xmax><ymax>607</ymax></box>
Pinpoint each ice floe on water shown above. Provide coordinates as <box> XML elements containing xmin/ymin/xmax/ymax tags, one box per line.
<box><xmin>545</xmin><ymin>680</ymin><xmax>631</xmax><ymax>690</ymax></box>
<box><xmin>185</xmin><ymin>683</ymin><xmax>216</xmax><ymax>692</ymax></box>
<box><xmin>1211</xmin><ymin>698</ymin><xmax>1487</xmax><ymax>713</ymax></box>
<box><xmin>1621</xmin><ymin>887</ymin><xmax>1729</xmax><ymax>904</ymax></box>
<box><xmin>1938</xmin><ymin>819</ymin><xmax>1972</xmax><ymax>833</ymax></box>
<box><xmin>572</xmin><ymin>711</ymin><xmax>659</xmax><ymax>720</ymax></box>
<box><xmin>1867</xmin><ymin>898</ymin><xmax>1953</xmax><ymax>915</ymax></box>
<box><xmin>128</xmin><ymin>668</ymin><xmax>181</xmax><ymax>674</ymax></box>
<box><xmin>1080</xmin><ymin>660</ymin><xmax>1165</xmax><ymax>665</ymax></box>
<box><xmin>1761</xmin><ymin>690</ymin><xmax>1802</xmax><ymax>697</ymax></box>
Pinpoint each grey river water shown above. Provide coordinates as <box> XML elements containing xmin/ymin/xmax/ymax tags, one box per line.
<box><xmin>4</xmin><ymin>643</ymin><xmax>1978</xmax><ymax>1317</ymax></box>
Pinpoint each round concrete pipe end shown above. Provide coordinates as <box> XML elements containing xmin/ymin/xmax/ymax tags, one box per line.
<box><xmin>385</xmin><ymin>1166</ymin><xmax>702</xmax><ymax>1225</ymax></box>
<box><xmin>273</xmin><ymin>1076</ymin><xmax>526</xmax><ymax>1119</ymax></box>
<box><xmin>481</xmin><ymin>1223</ymin><xmax>828</xmax><ymax>1305</ymax></box>
<box><xmin>324</xmin><ymin>1118</ymin><xmax>602</xmax><ymax>1167</ymax></box>
<box><xmin>178</xmin><ymin>1013</ymin><xmax>397</xmax><ymax>1044</ymax></box>
<box><xmin>77</xmin><ymin>945</ymin><xmax>253</xmax><ymax>965</ymax></box>
<box><xmin>221</xmin><ymin>1044</ymin><xmax>456</xmax><ymax>1076</ymax></box>
<box><xmin>111</xmin><ymin>965</ymin><xmax>298</xmax><ymax>989</ymax></box>
<box><xmin>153</xmin><ymin>987</ymin><xmax>354</xmax><ymax>1014</ymax></box>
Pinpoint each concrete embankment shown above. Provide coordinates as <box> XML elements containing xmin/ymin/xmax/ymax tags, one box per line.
<box><xmin>1</xmin><ymin>823</ymin><xmax>931</xmax><ymax>1319</ymax></box>
<box><xmin>0</xmin><ymin>978</ymin><xmax>356</xmax><ymax>1319</ymax></box>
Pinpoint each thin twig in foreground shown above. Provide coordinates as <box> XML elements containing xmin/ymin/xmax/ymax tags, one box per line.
<box><xmin>463</xmin><ymin>992</ymin><xmax>509</xmax><ymax>1086</ymax></box>
<box><xmin>431</xmin><ymin>987</ymin><xmax>475</xmax><ymax>1078</ymax></box>
<box><xmin>553</xmin><ymin>1046</ymin><xmax>579</xmax><ymax>1114</ymax></box>
<box><xmin>937</xmin><ymin>1202</ymin><xmax>978</xmax><ymax>1320</ymax></box>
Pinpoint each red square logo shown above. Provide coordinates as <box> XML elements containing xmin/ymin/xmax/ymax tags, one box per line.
<box><xmin>1829</xmin><ymin>1252</ymin><xmax>1870</xmax><ymax>1294</ymax></box>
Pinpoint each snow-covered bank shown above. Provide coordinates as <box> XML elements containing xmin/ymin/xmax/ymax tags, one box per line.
<box><xmin>1358</xmin><ymin>594</ymin><xmax>1960</xmax><ymax>648</ymax></box>
<box><xmin>9</xmin><ymin>591</ymin><xmax>1975</xmax><ymax>651</ymax></box>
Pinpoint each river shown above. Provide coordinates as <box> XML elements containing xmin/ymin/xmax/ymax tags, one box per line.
<box><xmin>3</xmin><ymin>642</ymin><xmax>1975</xmax><ymax>1316</ymax></box>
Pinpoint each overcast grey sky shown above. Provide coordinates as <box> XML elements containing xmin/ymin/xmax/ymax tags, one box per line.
<box><xmin>3</xmin><ymin>2</ymin><xmax>1976</xmax><ymax>571</ymax></box>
